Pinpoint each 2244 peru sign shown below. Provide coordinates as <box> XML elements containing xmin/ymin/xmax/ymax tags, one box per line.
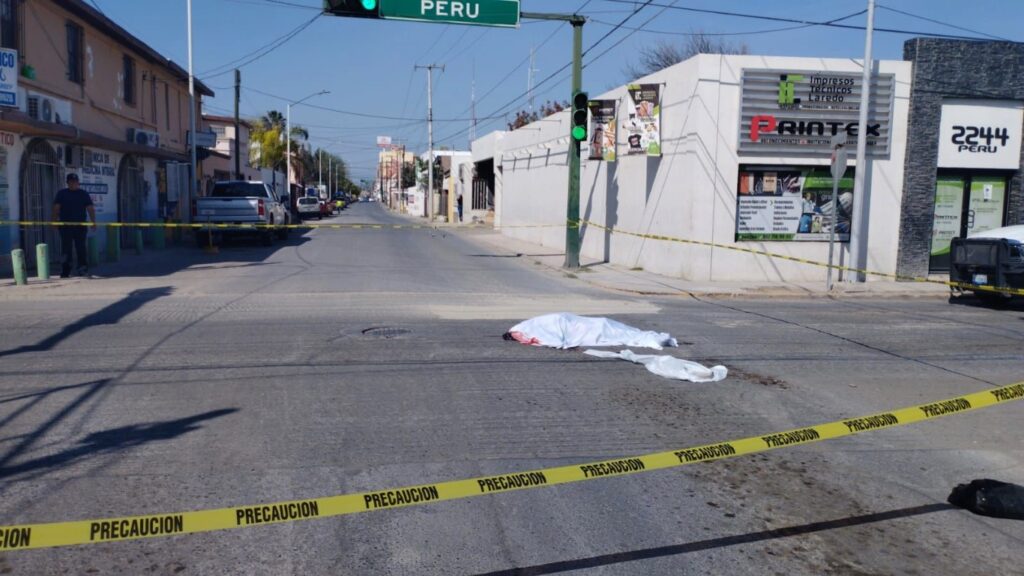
<box><xmin>937</xmin><ymin>100</ymin><xmax>1023</xmax><ymax>170</ymax></box>
<box><xmin>738</xmin><ymin>69</ymin><xmax>895</xmax><ymax>157</ymax></box>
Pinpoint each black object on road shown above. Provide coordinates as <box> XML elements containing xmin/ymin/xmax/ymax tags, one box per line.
<box><xmin>948</xmin><ymin>479</ymin><xmax>1024</xmax><ymax>520</ymax></box>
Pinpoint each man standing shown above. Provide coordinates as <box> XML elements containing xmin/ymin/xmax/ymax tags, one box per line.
<box><xmin>52</xmin><ymin>173</ymin><xmax>95</xmax><ymax>278</ymax></box>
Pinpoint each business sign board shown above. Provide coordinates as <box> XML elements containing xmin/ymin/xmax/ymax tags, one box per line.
<box><xmin>937</xmin><ymin>100</ymin><xmax>1023</xmax><ymax>170</ymax></box>
<box><xmin>0</xmin><ymin>49</ymin><xmax>18</xmax><ymax>108</ymax></box>
<box><xmin>381</xmin><ymin>0</ymin><xmax>520</xmax><ymax>28</ymax></box>
<box><xmin>738</xmin><ymin>69</ymin><xmax>895</xmax><ymax>157</ymax></box>
<box><xmin>377</xmin><ymin>135</ymin><xmax>393</xmax><ymax>147</ymax></box>
<box><xmin>736</xmin><ymin>166</ymin><xmax>855</xmax><ymax>242</ymax></box>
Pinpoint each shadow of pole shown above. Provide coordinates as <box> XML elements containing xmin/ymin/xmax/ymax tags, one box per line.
<box><xmin>0</xmin><ymin>287</ymin><xmax>174</xmax><ymax>359</ymax></box>
<box><xmin>0</xmin><ymin>408</ymin><xmax>239</xmax><ymax>480</ymax></box>
<box><xmin>475</xmin><ymin>503</ymin><xmax>956</xmax><ymax>576</ymax></box>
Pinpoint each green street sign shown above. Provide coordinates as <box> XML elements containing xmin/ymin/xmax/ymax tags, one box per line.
<box><xmin>380</xmin><ymin>0</ymin><xmax>520</xmax><ymax>28</ymax></box>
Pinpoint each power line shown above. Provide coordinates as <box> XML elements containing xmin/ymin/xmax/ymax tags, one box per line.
<box><xmin>242</xmin><ymin>86</ymin><xmax>499</xmax><ymax>122</ymax></box>
<box><xmin>599</xmin><ymin>0</ymin><xmax>1006</xmax><ymax>41</ymax></box>
<box><xmin>587</xmin><ymin>9</ymin><xmax>865</xmax><ymax>37</ymax></box>
<box><xmin>200</xmin><ymin>13</ymin><xmax>320</xmax><ymax>79</ymax></box>
<box><xmin>876</xmin><ymin>3</ymin><xmax>1012</xmax><ymax>41</ymax></box>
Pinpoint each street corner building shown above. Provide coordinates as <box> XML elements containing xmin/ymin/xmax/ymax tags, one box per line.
<box><xmin>0</xmin><ymin>0</ymin><xmax>214</xmax><ymax>272</ymax></box>
<box><xmin>481</xmin><ymin>39</ymin><xmax>1024</xmax><ymax>283</ymax></box>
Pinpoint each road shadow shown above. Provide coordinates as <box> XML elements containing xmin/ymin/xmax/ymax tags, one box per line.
<box><xmin>0</xmin><ymin>287</ymin><xmax>173</xmax><ymax>359</ymax></box>
<box><xmin>475</xmin><ymin>503</ymin><xmax>956</xmax><ymax>575</ymax></box>
<box><xmin>0</xmin><ymin>408</ymin><xmax>238</xmax><ymax>480</ymax></box>
<box><xmin>105</xmin><ymin>233</ymin><xmax>313</xmax><ymax>279</ymax></box>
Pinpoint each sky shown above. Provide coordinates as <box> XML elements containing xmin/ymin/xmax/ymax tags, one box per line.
<box><xmin>90</xmin><ymin>0</ymin><xmax>1024</xmax><ymax>182</ymax></box>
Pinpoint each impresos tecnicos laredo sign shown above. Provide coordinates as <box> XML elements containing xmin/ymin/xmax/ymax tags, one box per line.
<box><xmin>738</xmin><ymin>69</ymin><xmax>895</xmax><ymax>157</ymax></box>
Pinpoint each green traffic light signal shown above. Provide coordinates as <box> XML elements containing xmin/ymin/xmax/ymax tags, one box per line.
<box><xmin>361</xmin><ymin>0</ymin><xmax>376</xmax><ymax>8</ymax></box>
<box><xmin>572</xmin><ymin>126</ymin><xmax>587</xmax><ymax>141</ymax></box>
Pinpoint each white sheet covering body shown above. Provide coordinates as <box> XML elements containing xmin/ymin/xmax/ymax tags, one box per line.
<box><xmin>507</xmin><ymin>313</ymin><xmax>678</xmax><ymax>350</ymax></box>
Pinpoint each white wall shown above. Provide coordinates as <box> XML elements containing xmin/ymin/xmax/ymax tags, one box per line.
<box><xmin>493</xmin><ymin>54</ymin><xmax>912</xmax><ymax>282</ymax></box>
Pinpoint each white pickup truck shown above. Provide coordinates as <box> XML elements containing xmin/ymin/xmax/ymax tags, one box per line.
<box><xmin>193</xmin><ymin>181</ymin><xmax>290</xmax><ymax>246</ymax></box>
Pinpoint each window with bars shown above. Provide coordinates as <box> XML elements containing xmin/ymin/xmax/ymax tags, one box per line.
<box><xmin>0</xmin><ymin>0</ymin><xmax>17</xmax><ymax>52</ymax></box>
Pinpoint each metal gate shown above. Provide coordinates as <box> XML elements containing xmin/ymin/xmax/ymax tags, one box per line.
<box><xmin>118</xmin><ymin>155</ymin><xmax>145</xmax><ymax>246</ymax></box>
<box><xmin>471</xmin><ymin>177</ymin><xmax>492</xmax><ymax>211</ymax></box>
<box><xmin>19</xmin><ymin>139</ymin><xmax>60</xmax><ymax>269</ymax></box>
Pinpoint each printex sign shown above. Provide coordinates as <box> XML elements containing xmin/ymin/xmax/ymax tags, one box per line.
<box><xmin>738</xmin><ymin>69</ymin><xmax>895</xmax><ymax>157</ymax></box>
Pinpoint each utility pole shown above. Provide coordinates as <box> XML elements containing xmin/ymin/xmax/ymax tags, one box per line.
<box><xmin>416</xmin><ymin>63</ymin><xmax>444</xmax><ymax>221</ymax></box>
<box><xmin>521</xmin><ymin>12</ymin><xmax>586</xmax><ymax>269</ymax></box>
<box><xmin>234</xmin><ymin>69</ymin><xmax>241</xmax><ymax>179</ymax></box>
<box><xmin>186</xmin><ymin>0</ymin><xmax>197</xmax><ymax>217</ymax></box>
<box><xmin>527</xmin><ymin>46</ymin><xmax>539</xmax><ymax>113</ymax></box>
<box><xmin>469</xmin><ymin>61</ymin><xmax>477</xmax><ymax>146</ymax></box>
<box><xmin>849</xmin><ymin>0</ymin><xmax>876</xmax><ymax>283</ymax></box>
<box><xmin>318</xmin><ymin>149</ymin><xmax>322</xmax><ymax>192</ymax></box>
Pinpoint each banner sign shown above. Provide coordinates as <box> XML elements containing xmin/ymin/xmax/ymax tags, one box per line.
<box><xmin>587</xmin><ymin>100</ymin><xmax>617</xmax><ymax>162</ymax></box>
<box><xmin>736</xmin><ymin>166</ymin><xmax>855</xmax><ymax>242</ymax></box>
<box><xmin>377</xmin><ymin>136</ymin><xmax>392</xmax><ymax>147</ymax></box>
<box><xmin>937</xmin><ymin>101</ymin><xmax>1023</xmax><ymax>170</ymax></box>
<box><xmin>0</xmin><ymin>49</ymin><xmax>18</xmax><ymax>107</ymax></box>
<box><xmin>738</xmin><ymin>69</ymin><xmax>894</xmax><ymax>157</ymax></box>
<box><xmin>624</xmin><ymin>84</ymin><xmax>661</xmax><ymax>156</ymax></box>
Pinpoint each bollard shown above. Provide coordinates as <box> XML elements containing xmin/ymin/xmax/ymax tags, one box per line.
<box><xmin>105</xmin><ymin>226</ymin><xmax>120</xmax><ymax>262</ymax></box>
<box><xmin>87</xmin><ymin>235</ymin><xmax>100</xmax><ymax>267</ymax></box>
<box><xmin>36</xmin><ymin>244</ymin><xmax>49</xmax><ymax>281</ymax></box>
<box><xmin>134</xmin><ymin>229</ymin><xmax>144</xmax><ymax>255</ymax></box>
<box><xmin>11</xmin><ymin>248</ymin><xmax>26</xmax><ymax>285</ymax></box>
<box><xmin>151</xmin><ymin>227</ymin><xmax>165</xmax><ymax>250</ymax></box>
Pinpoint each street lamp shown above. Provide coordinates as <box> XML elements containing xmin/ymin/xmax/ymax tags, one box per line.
<box><xmin>286</xmin><ymin>90</ymin><xmax>329</xmax><ymax>195</ymax></box>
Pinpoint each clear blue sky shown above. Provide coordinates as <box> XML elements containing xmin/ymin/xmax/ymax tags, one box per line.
<box><xmin>92</xmin><ymin>0</ymin><xmax>1023</xmax><ymax>181</ymax></box>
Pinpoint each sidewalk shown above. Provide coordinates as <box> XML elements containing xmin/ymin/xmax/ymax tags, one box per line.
<box><xmin>463</xmin><ymin>228</ymin><xmax>953</xmax><ymax>299</ymax></box>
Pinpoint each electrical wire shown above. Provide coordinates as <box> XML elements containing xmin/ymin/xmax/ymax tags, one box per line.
<box><xmin>876</xmin><ymin>3</ymin><xmax>1012</xmax><ymax>41</ymax></box>
<box><xmin>200</xmin><ymin>13</ymin><xmax>321</xmax><ymax>79</ymax></box>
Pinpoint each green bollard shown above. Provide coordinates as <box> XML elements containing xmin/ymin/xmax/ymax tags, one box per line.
<box><xmin>134</xmin><ymin>229</ymin><xmax>144</xmax><ymax>255</ymax></box>
<box><xmin>105</xmin><ymin>226</ymin><xmax>120</xmax><ymax>262</ymax></box>
<box><xmin>11</xmin><ymin>248</ymin><xmax>26</xmax><ymax>285</ymax></box>
<box><xmin>151</xmin><ymin>227</ymin><xmax>165</xmax><ymax>250</ymax></box>
<box><xmin>87</xmin><ymin>235</ymin><xmax>100</xmax><ymax>267</ymax></box>
<box><xmin>36</xmin><ymin>244</ymin><xmax>49</xmax><ymax>280</ymax></box>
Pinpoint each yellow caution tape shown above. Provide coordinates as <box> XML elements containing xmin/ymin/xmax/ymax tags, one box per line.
<box><xmin>577</xmin><ymin>220</ymin><xmax>1024</xmax><ymax>297</ymax></box>
<box><xmin>2</xmin><ymin>219</ymin><xmax>1020</xmax><ymax>296</ymax></box>
<box><xmin>1</xmin><ymin>381</ymin><xmax>1021</xmax><ymax>551</ymax></box>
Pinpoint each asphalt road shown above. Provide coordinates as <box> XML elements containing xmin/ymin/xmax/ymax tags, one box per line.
<box><xmin>0</xmin><ymin>202</ymin><xmax>1022</xmax><ymax>575</ymax></box>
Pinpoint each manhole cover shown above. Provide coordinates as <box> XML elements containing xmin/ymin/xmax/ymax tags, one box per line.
<box><xmin>361</xmin><ymin>327</ymin><xmax>411</xmax><ymax>339</ymax></box>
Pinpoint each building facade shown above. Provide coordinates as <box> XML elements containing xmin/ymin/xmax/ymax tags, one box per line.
<box><xmin>202</xmin><ymin>114</ymin><xmax>261</xmax><ymax>187</ymax></box>
<box><xmin>486</xmin><ymin>40</ymin><xmax>1024</xmax><ymax>284</ymax></box>
<box><xmin>0</xmin><ymin>0</ymin><xmax>212</xmax><ymax>268</ymax></box>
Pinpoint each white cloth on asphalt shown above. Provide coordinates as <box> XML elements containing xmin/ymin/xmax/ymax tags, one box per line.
<box><xmin>506</xmin><ymin>313</ymin><xmax>677</xmax><ymax>350</ymax></box>
<box><xmin>584</xmin><ymin>349</ymin><xmax>728</xmax><ymax>383</ymax></box>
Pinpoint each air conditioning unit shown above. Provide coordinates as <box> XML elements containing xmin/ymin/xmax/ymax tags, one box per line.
<box><xmin>127</xmin><ymin>128</ymin><xmax>160</xmax><ymax>148</ymax></box>
<box><xmin>26</xmin><ymin>93</ymin><xmax>72</xmax><ymax>125</ymax></box>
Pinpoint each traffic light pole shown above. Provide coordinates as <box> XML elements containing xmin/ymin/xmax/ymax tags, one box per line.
<box><xmin>521</xmin><ymin>12</ymin><xmax>586</xmax><ymax>269</ymax></box>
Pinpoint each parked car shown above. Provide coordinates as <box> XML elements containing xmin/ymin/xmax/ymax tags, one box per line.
<box><xmin>297</xmin><ymin>196</ymin><xmax>321</xmax><ymax>219</ymax></box>
<box><xmin>950</xmin><ymin>225</ymin><xmax>1024</xmax><ymax>301</ymax></box>
<box><xmin>193</xmin><ymin>181</ymin><xmax>289</xmax><ymax>246</ymax></box>
<box><xmin>320</xmin><ymin>199</ymin><xmax>333</xmax><ymax>218</ymax></box>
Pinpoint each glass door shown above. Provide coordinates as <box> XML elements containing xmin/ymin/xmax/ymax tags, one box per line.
<box><xmin>929</xmin><ymin>175</ymin><xmax>965</xmax><ymax>272</ymax></box>
<box><xmin>929</xmin><ymin>173</ymin><xmax>1008</xmax><ymax>273</ymax></box>
<box><xmin>966</xmin><ymin>176</ymin><xmax>1006</xmax><ymax>236</ymax></box>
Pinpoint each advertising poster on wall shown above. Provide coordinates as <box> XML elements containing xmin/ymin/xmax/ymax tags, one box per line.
<box><xmin>587</xmin><ymin>99</ymin><xmax>617</xmax><ymax>162</ymax></box>
<box><xmin>624</xmin><ymin>84</ymin><xmax>661</xmax><ymax>156</ymax></box>
<box><xmin>736</xmin><ymin>167</ymin><xmax>854</xmax><ymax>241</ymax></box>
<box><xmin>929</xmin><ymin>176</ymin><xmax>965</xmax><ymax>270</ymax></box>
<box><xmin>80</xmin><ymin>150</ymin><xmax>117</xmax><ymax>216</ymax></box>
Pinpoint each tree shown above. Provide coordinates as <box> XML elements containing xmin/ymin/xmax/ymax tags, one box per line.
<box><xmin>506</xmin><ymin>100</ymin><xmax>569</xmax><ymax>131</ymax></box>
<box><xmin>249</xmin><ymin>109</ymin><xmax>312</xmax><ymax>181</ymax></box>
<box><xmin>623</xmin><ymin>32</ymin><xmax>748</xmax><ymax>80</ymax></box>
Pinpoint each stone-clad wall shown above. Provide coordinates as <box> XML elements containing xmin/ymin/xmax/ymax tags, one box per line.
<box><xmin>897</xmin><ymin>39</ymin><xmax>1024</xmax><ymax>278</ymax></box>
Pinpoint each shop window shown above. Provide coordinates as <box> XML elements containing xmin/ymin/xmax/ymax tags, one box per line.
<box><xmin>66</xmin><ymin>21</ymin><xmax>84</xmax><ymax>84</ymax></box>
<box><xmin>123</xmin><ymin>55</ymin><xmax>136</xmax><ymax>106</ymax></box>
<box><xmin>736</xmin><ymin>166</ymin><xmax>855</xmax><ymax>242</ymax></box>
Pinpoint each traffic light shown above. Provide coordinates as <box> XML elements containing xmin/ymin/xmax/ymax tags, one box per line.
<box><xmin>571</xmin><ymin>91</ymin><xmax>589</xmax><ymax>142</ymax></box>
<box><xmin>323</xmin><ymin>0</ymin><xmax>380</xmax><ymax>18</ymax></box>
